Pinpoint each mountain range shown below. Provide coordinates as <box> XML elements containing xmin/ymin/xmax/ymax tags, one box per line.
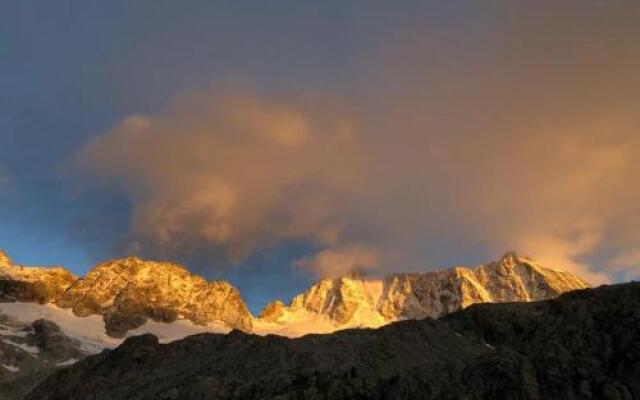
<box><xmin>0</xmin><ymin>248</ymin><xmax>591</xmax><ymax>399</ymax></box>
<box><xmin>0</xmin><ymin>250</ymin><xmax>589</xmax><ymax>336</ymax></box>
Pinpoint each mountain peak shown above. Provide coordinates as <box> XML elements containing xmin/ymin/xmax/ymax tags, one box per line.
<box><xmin>89</xmin><ymin>256</ymin><xmax>184</xmax><ymax>276</ymax></box>
<box><xmin>0</xmin><ymin>250</ymin><xmax>11</xmax><ymax>267</ymax></box>
<box><xmin>0</xmin><ymin>255</ymin><xmax>76</xmax><ymax>303</ymax></box>
<box><xmin>258</xmin><ymin>300</ymin><xmax>286</xmax><ymax>323</ymax></box>
<box><xmin>55</xmin><ymin>256</ymin><xmax>252</xmax><ymax>336</ymax></box>
<box><xmin>498</xmin><ymin>251</ymin><xmax>522</xmax><ymax>265</ymax></box>
<box><xmin>260</xmin><ymin>253</ymin><xmax>590</xmax><ymax>329</ymax></box>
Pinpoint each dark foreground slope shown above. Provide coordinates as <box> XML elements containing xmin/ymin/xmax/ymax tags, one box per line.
<box><xmin>27</xmin><ymin>283</ymin><xmax>640</xmax><ymax>400</ymax></box>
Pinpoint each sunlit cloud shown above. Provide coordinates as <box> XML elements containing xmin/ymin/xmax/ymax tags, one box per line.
<box><xmin>294</xmin><ymin>244</ymin><xmax>380</xmax><ymax>278</ymax></box>
<box><xmin>74</xmin><ymin>89</ymin><xmax>362</xmax><ymax>266</ymax></box>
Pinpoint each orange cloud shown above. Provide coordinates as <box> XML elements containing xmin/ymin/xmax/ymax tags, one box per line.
<box><xmin>294</xmin><ymin>244</ymin><xmax>380</xmax><ymax>278</ymax></box>
<box><xmin>75</xmin><ymin>89</ymin><xmax>362</xmax><ymax>264</ymax></box>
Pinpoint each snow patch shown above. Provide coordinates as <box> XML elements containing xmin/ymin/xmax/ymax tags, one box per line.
<box><xmin>128</xmin><ymin>319</ymin><xmax>230</xmax><ymax>343</ymax></box>
<box><xmin>0</xmin><ymin>302</ymin><xmax>120</xmax><ymax>353</ymax></box>
<box><xmin>0</xmin><ymin>302</ymin><xmax>232</xmax><ymax>352</ymax></box>
<box><xmin>55</xmin><ymin>358</ymin><xmax>79</xmax><ymax>367</ymax></box>
<box><xmin>1</xmin><ymin>364</ymin><xmax>19</xmax><ymax>372</ymax></box>
<box><xmin>0</xmin><ymin>327</ymin><xmax>28</xmax><ymax>338</ymax></box>
<box><xmin>1</xmin><ymin>338</ymin><xmax>40</xmax><ymax>354</ymax></box>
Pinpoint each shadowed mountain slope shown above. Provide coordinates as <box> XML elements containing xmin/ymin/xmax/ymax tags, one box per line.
<box><xmin>27</xmin><ymin>282</ymin><xmax>640</xmax><ymax>400</ymax></box>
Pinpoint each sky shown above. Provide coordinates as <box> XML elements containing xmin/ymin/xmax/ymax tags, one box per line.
<box><xmin>1</xmin><ymin>1</ymin><xmax>639</xmax><ymax>313</ymax></box>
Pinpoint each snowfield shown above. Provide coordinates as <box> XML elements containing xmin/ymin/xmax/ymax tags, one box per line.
<box><xmin>0</xmin><ymin>302</ymin><xmax>231</xmax><ymax>353</ymax></box>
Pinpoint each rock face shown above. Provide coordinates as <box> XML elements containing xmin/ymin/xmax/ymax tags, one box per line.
<box><xmin>26</xmin><ymin>282</ymin><xmax>640</xmax><ymax>400</ymax></box>
<box><xmin>0</xmin><ymin>250</ymin><xmax>11</xmax><ymax>267</ymax></box>
<box><xmin>257</xmin><ymin>300</ymin><xmax>286</xmax><ymax>323</ymax></box>
<box><xmin>264</xmin><ymin>252</ymin><xmax>590</xmax><ymax>327</ymax></box>
<box><xmin>0</xmin><ymin>250</ymin><xmax>252</xmax><ymax>337</ymax></box>
<box><xmin>55</xmin><ymin>257</ymin><xmax>253</xmax><ymax>336</ymax></box>
<box><xmin>0</xmin><ymin>315</ymin><xmax>88</xmax><ymax>400</ymax></box>
<box><xmin>378</xmin><ymin>251</ymin><xmax>590</xmax><ymax>320</ymax></box>
<box><xmin>285</xmin><ymin>276</ymin><xmax>386</xmax><ymax>326</ymax></box>
<box><xmin>0</xmin><ymin>253</ymin><xmax>77</xmax><ymax>304</ymax></box>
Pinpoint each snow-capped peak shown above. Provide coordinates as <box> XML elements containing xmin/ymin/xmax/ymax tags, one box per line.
<box><xmin>55</xmin><ymin>257</ymin><xmax>253</xmax><ymax>336</ymax></box>
<box><xmin>0</xmin><ymin>250</ymin><xmax>11</xmax><ymax>268</ymax></box>
<box><xmin>259</xmin><ymin>252</ymin><xmax>590</xmax><ymax>329</ymax></box>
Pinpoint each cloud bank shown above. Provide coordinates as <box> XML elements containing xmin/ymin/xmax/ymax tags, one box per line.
<box><xmin>73</xmin><ymin>2</ymin><xmax>640</xmax><ymax>282</ymax></box>
<box><xmin>75</xmin><ymin>89</ymin><xmax>364</xmax><ymax>267</ymax></box>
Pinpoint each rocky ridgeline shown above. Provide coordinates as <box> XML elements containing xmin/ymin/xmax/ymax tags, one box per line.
<box><xmin>55</xmin><ymin>257</ymin><xmax>252</xmax><ymax>336</ymax></box>
<box><xmin>0</xmin><ymin>249</ymin><xmax>589</xmax><ymax>337</ymax></box>
<box><xmin>0</xmin><ymin>252</ymin><xmax>252</xmax><ymax>337</ymax></box>
<box><xmin>0</xmin><ymin>251</ymin><xmax>77</xmax><ymax>304</ymax></box>
<box><xmin>259</xmin><ymin>252</ymin><xmax>590</xmax><ymax>326</ymax></box>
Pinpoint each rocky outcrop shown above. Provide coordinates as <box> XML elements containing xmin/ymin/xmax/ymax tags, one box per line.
<box><xmin>55</xmin><ymin>257</ymin><xmax>252</xmax><ymax>336</ymax></box>
<box><xmin>0</xmin><ymin>315</ymin><xmax>88</xmax><ymax>400</ymax></box>
<box><xmin>26</xmin><ymin>282</ymin><xmax>640</xmax><ymax>400</ymax></box>
<box><xmin>262</xmin><ymin>252</ymin><xmax>590</xmax><ymax>327</ymax></box>
<box><xmin>257</xmin><ymin>300</ymin><xmax>286</xmax><ymax>323</ymax></box>
<box><xmin>0</xmin><ymin>253</ymin><xmax>77</xmax><ymax>304</ymax></box>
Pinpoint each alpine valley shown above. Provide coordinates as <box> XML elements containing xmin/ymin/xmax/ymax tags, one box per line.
<box><xmin>0</xmin><ymin>249</ymin><xmax>594</xmax><ymax>399</ymax></box>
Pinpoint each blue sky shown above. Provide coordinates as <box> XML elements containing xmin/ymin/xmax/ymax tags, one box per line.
<box><xmin>2</xmin><ymin>1</ymin><xmax>639</xmax><ymax>312</ymax></box>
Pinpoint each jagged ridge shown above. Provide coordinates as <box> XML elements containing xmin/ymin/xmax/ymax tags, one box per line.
<box><xmin>260</xmin><ymin>252</ymin><xmax>590</xmax><ymax>328</ymax></box>
<box><xmin>0</xmin><ymin>251</ymin><xmax>76</xmax><ymax>304</ymax></box>
<box><xmin>55</xmin><ymin>257</ymin><xmax>253</xmax><ymax>336</ymax></box>
<box><xmin>1</xmin><ymin>249</ymin><xmax>589</xmax><ymax>338</ymax></box>
<box><xmin>0</xmin><ymin>252</ymin><xmax>252</xmax><ymax>337</ymax></box>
